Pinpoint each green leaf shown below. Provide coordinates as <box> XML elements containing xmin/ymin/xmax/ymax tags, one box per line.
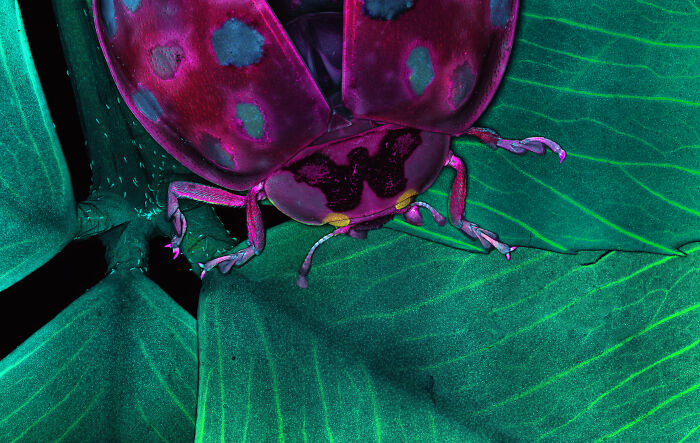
<box><xmin>0</xmin><ymin>0</ymin><xmax>76</xmax><ymax>291</ymax></box>
<box><xmin>388</xmin><ymin>0</ymin><xmax>700</xmax><ymax>255</ymax></box>
<box><xmin>198</xmin><ymin>222</ymin><xmax>699</xmax><ymax>441</ymax></box>
<box><xmin>0</xmin><ymin>270</ymin><xmax>197</xmax><ymax>442</ymax></box>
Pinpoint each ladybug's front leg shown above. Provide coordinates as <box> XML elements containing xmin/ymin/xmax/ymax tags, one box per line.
<box><xmin>166</xmin><ymin>181</ymin><xmax>247</xmax><ymax>258</ymax></box>
<box><xmin>466</xmin><ymin>128</ymin><xmax>566</xmax><ymax>163</ymax></box>
<box><xmin>444</xmin><ymin>152</ymin><xmax>517</xmax><ymax>260</ymax></box>
<box><xmin>198</xmin><ymin>183</ymin><xmax>266</xmax><ymax>279</ymax></box>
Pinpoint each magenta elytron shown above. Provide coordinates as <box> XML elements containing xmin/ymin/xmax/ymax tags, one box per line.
<box><xmin>93</xmin><ymin>0</ymin><xmax>565</xmax><ymax>287</ymax></box>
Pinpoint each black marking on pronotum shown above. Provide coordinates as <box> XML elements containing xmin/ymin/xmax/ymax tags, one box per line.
<box><xmin>284</xmin><ymin>128</ymin><xmax>422</xmax><ymax>212</ymax></box>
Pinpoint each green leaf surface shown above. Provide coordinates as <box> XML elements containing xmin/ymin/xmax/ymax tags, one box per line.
<box><xmin>0</xmin><ymin>0</ymin><xmax>76</xmax><ymax>291</ymax></box>
<box><xmin>0</xmin><ymin>270</ymin><xmax>197</xmax><ymax>442</ymax></box>
<box><xmin>388</xmin><ymin>0</ymin><xmax>700</xmax><ymax>255</ymax></box>
<box><xmin>198</xmin><ymin>222</ymin><xmax>699</xmax><ymax>441</ymax></box>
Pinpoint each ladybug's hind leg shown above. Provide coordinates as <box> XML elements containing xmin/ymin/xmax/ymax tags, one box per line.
<box><xmin>444</xmin><ymin>152</ymin><xmax>517</xmax><ymax>260</ymax></box>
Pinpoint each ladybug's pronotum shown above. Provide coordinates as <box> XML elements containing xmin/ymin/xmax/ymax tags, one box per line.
<box><xmin>94</xmin><ymin>0</ymin><xmax>565</xmax><ymax>287</ymax></box>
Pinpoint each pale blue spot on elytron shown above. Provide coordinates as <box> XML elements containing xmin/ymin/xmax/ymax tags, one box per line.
<box><xmin>211</xmin><ymin>19</ymin><xmax>264</xmax><ymax>67</ymax></box>
<box><xmin>236</xmin><ymin>103</ymin><xmax>264</xmax><ymax>139</ymax></box>
<box><xmin>200</xmin><ymin>134</ymin><xmax>238</xmax><ymax>170</ymax></box>
<box><xmin>450</xmin><ymin>61</ymin><xmax>476</xmax><ymax>107</ymax></box>
<box><xmin>132</xmin><ymin>87</ymin><xmax>163</xmax><ymax>122</ymax></box>
<box><xmin>364</xmin><ymin>0</ymin><xmax>414</xmax><ymax>20</ymax></box>
<box><xmin>407</xmin><ymin>47</ymin><xmax>434</xmax><ymax>96</ymax></box>
<box><xmin>490</xmin><ymin>0</ymin><xmax>511</xmax><ymax>28</ymax></box>
<box><xmin>150</xmin><ymin>44</ymin><xmax>184</xmax><ymax>80</ymax></box>
<box><xmin>121</xmin><ymin>0</ymin><xmax>142</xmax><ymax>12</ymax></box>
<box><xmin>99</xmin><ymin>0</ymin><xmax>116</xmax><ymax>37</ymax></box>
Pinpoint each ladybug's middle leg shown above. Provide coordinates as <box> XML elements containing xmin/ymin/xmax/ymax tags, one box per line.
<box><xmin>444</xmin><ymin>152</ymin><xmax>517</xmax><ymax>260</ymax></box>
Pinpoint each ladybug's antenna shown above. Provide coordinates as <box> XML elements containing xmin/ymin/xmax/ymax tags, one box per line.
<box><xmin>297</xmin><ymin>226</ymin><xmax>350</xmax><ymax>288</ymax></box>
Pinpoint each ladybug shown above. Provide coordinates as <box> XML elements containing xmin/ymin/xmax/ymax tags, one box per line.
<box><xmin>94</xmin><ymin>0</ymin><xmax>565</xmax><ymax>287</ymax></box>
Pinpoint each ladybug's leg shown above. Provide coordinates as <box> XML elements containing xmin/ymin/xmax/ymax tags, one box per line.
<box><xmin>347</xmin><ymin>228</ymin><xmax>368</xmax><ymax>239</ymax></box>
<box><xmin>402</xmin><ymin>201</ymin><xmax>447</xmax><ymax>227</ymax></box>
<box><xmin>297</xmin><ymin>226</ymin><xmax>350</xmax><ymax>288</ymax></box>
<box><xmin>444</xmin><ymin>152</ymin><xmax>517</xmax><ymax>260</ymax></box>
<box><xmin>466</xmin><ymin>128</ymin><xmax>566</xmax><ymax>163</ymax></box>
<box><xmin>166</xmin><ymin>181</ymin><xmax>247</xmax><ymax>258</ymax></box>
<box><xmin>198</xmin><ymin>183</ymin><xmax>266</xmax><ymax>279</ymax></box>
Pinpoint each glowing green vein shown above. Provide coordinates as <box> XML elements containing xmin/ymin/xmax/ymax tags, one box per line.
<box><xmin>389</xmin><ymin>219</ymin><xmax>479</xmax><ymax>250</ymax></box>
<box><xmin>502</xmin><ymin>156</ymin><xmax>681</xmax><ymax>255</ymax></box>
<box><xmin>487</xmin><ymin>103</ymin><xmax>663</xmax><ymax>155</ymax></box>
<box><xmin>618</xmin><ymin>167</ymin><xmax>700</xmax><ymax>217</ymax></box>
<box><xmin>314</xmin><ymin>234</ymin><xmax>409</xmax><ymax>272</ymax></box>
<box><xmin>516</xmin><ymin>38</ymin><xmax>700</xmax><ymax>79</ymax></box>
<box><xmin>476</xmin><ymin>301</ymin><xmax>699</xmax><ymax>415</ymax></box>
<box><xmin>139</xmin><ymin>338</ymin><xmax>194</xmax><ymax>424</ymax></box>
<box><xmin>680</xmin><ymin>422</ymin><xmax>700</xmax><ymax>442</ymax></box>
<box><xmin>569</xmin><ymin>153</ymin><xmax>700</xmax><ymax>176</ymax></box>
<box><xmin>301</xmin><ymin>407</ymin><xmax>308</xmax><ymax>443</ymax></box>
<box><xmin>195</xmin><ymin>307</ymin><xmax>209</xmax><ymax>443</ymax></box>
<box><xmin>362</xmin><ymin>367</ymin><xmax>381</xmax><ymax>443</ymax></box>
<box><xmin>216</xmin><ymin>306</ymin><xmax>225</xmax><ymax>441</ymax></box>
<box><xmin>0</xmin><ymin>304</ymin><xmax>96</xmax><ymax>379</ymax></box>
<box><xmin>11</xmin><ymin>368</ymin><xmax>89</xmax><ymax>442</ymax></box>
<box><xmin>241</xmin><ymin>356</ymin><xmax>254</xmax><ymax>443</ymax></box>
<box><xmin>141</xmin><ymin>293</ymin><xmax>197</xmax><ymax>360</ymax></box>
<box><xmin>195</xmin><ymin>368</ymin><xmax>214</xmax><ymax>443</ymax></box>
<box><xmin>253</xmin><ymin>308</ymin><xmax>285</xmax><ymax>442</ymax></box>
<box><xmin>522</xmin><ymin>12</ymin><xmax>700</xmax><ymax>49</ymax></box>
<box><xmin>540</xmin><ymin>338</ymin><xmax>700</xmax><ymax>439</ymax></box>
<box><xmin>595</xmin><ymin>382</ymin><xmax>700</xmax><ymax>441</ymax></box>
<box><xmin>54</xmin><ymin>388</ymin><xmax>104</xmax><ymax>442</ymax></box>
<box><xmin>312</xmin><ymin>343</ymin><xmax>334</xmax><ymax>442</ymax></box>
<box><xmin>332</xmin><ymin>252</ymin><xmax>549</xmax><ymax>325</ymax></box>
<box><xmin>0</xmin><ymin>8</ymin><xmax>55</xmax><ymax>195</ymax></box>
<box><xmin>14</xmin><ymin>2</ymin><xmax>67</xmax><ymax>191</ymax></box>
<box><xmin>507</xmin><ymin>76</ymin><xmax>700</xmax><ymax>107</ymax></box>
<box><xmin>635</xmin><ymin>0</ymin><xmax>699</xmax><ymax>16</ymax></box>
<box><xmin>1</xmin><ymin>326</ymin><xmax>99</xmax><ymax>425</ymax></box>
<box><xmin>467</xmin><ymin>199</ymin><xmax>566</xmax><ymax>251</ymax></box>
<box><xmin>136</xmin><ymin>402</ymin><xmax>168</xmax><ymax>442</ymax></box>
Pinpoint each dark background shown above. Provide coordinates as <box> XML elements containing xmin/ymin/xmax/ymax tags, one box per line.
<box><xmin>0</xmin><ymin>3</ymin><xmax>290</xmax><ymax>358</ymax></box>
